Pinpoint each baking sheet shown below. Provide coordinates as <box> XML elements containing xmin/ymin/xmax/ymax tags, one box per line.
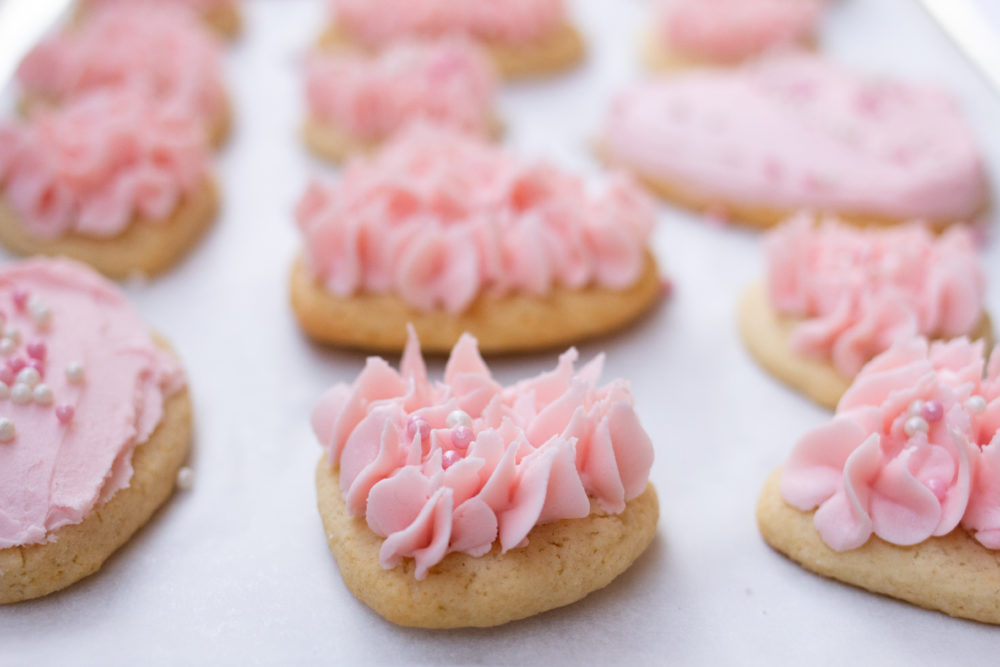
<box><xmin>2</xmin><ymin>0</ymin><xmax>1000</xmax><ymax>664</ymax></box>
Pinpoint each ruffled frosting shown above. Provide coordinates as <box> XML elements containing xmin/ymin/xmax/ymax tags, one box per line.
<box><xmin>296</xmin><ymin>124</ymin><xmax>655</xmax><ymax>314</ymax></box>
<box><xmin>766</xmin><ymin>215</ymin><xmax>986</xmax><ymax>377</ymax></box>
<box><xmin>0</xmin><ymin>258</ymin><xmax>185</xmax><ymax>549</ymax></box>
<box><xmin>781</xmin><ymin>337</ymin><xmax>1000</xmax><ymax>552</ymax></box>
<box><xmin>0</xmin><ymin>89</ymin><xmax>209</xmax><ymax>239</ymax></box>
<box><xmin>601</xmin><ymin>55</ymin><xmax>987</xmax><ymax>222</ymax></box>
<box><xmin>654</xmin><ymin>0</ymin><xmax>823</xmax><ymax>63</ymax></box>
<box><xmin>312</xmin><ymin>327</ymin><xmax>655</xmax><ymax>579</ymax></box>
<box><xmin>330</xmin><ymin>0</ymin><xmax>567</xmax><ymax>47</ymax></box>
<box><xmin>18</xmin><ymin>6</ymin><xmax>226</xmax><ymax>126</ymax></box>
<box><xmin>305</xmin><ymin>37</ymin><xmax>496</xmax><ymax>143</ymax></box>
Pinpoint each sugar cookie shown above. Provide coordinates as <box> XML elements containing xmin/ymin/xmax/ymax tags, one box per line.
<box><xmin>79</xmin><ymin>0</ymin><xmax>242</xmax><ymax>39</ymax></box>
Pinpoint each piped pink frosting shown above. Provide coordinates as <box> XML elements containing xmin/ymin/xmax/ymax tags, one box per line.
<box><xmin>330</xmin><ymin>0</ymin><xmax>567</xmax><ymax>47</ymax></box>
<box><xmin>766</xmin><ymin>215</ymin><xmax>986</xmax><ymax>377</ymax></box>
<box><xmin>654</xmin><ymin>0</ymin><xmax>823</xmax><ymax>63</ymax></box>
<box><xmin>296</xmin><ymin>125</ymin><xmax>655</xmax><ymax>314</ymax></box>
<box><xmin>18</xmin><ymin>6</ymin><xmax>226</xmax><ymax>127</ymax></box>
<box><xmin>781</xmin><ymin>337</ymin><xmax>1000</xmax><ymax>552</ymax></box>
<box><xmin>601</xmin><ymin>55</ymin><xmax>987</xmax><ymax>222</ymax></box>
<box><xmin>312</xmin><ymin>327</ymin><xmax>654</xmax><ymax>579</ymax></box>
<box><xmin>0</xmin><ymin>88</ymin><xmax>210</xmax><ymax>239</ymax></box>
<box><xmin>0</xmin><ymin>258</ymin><xmax>185</xmax><ymax>549</ymax></box>
<box><xmin>306</xmin><ymin>37</ymin><xmax>497</xmax><ymax>143</ymax></box>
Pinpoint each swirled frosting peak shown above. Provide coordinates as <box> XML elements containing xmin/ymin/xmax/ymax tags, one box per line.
<box><xmin>312</xmin><ymin>327</ymin><xmax>655</xmax><ymax>579</ymax></box>
<box><xmin>0</xmin><ymin>258</ymin><xmax>185</xmax><ymax>549</ymax></box>
<box><xmin>330</xmin><ymin>0</ymin><xmax>567</xmax><ymax>47</ymax></box>
<box><xmin>296</xmin><ymin>124</ymin><xmax>655</xmax><ymax>313</ymax></box>
<box><xmin>781</xmin><ymin>337</ymin><xmax>1000</xmax><ymax>552</ymax></box>
<box><xmin>0</xmin><ymin>88</ymin><xmax>209</xmax><ymax>239</ymax></box>
<box><xmin>766</xmin><ymin>214</ymin><xmax>986</xmax><ymax>377</ymax></box>
<box><xmin>306</xmin><ymin>37</ymin><xmax>497</xmax><ymax>142</ymax></box>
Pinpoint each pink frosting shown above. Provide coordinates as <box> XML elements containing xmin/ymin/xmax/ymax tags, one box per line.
<box><xmin>601</xmin><ymin>55</ymin><xmax>987</xmax><ymax>222</ymax></box>
<box><xmin>330</xmin><ymin>0</ymin><xmax>567</xmax><ymax>47</ymax></box>
<box><xmin>766</xmin><ymin>215</ymin><xmax>986</xmax><ymax>377</ymax></box>
<box><xmin>305</xmin><ymin>37</ymin><xmax>496</xmax><ymax>143</ymax></box>
<box><xmin>0</xmin><ymin>259</ymin><xmax>185</xmax><ymax>550</ymax></box>
<box><xmin>312</xmin><ymin>327</ymin><xmax>655</xmax><ymax>579</ymax></box>
<box><xmin>0</xmin><ymin>88</ymin><xmax>210</xmax><ymax>239</ymax></box>
<box><xmin>654</xmin><ymin>0</ymin><xmax>823</xmax><ymax>63</ymax></box>
<box><xmin>296</xmin><ymin>125</ymin><xmax>655</xmax><ymax>314</ymax></box>
<box><xmin>781</xmin><ymin>337</ymin><xmax>1000</xmax><ymax>551</ymax></box>
<box><xmin>18</xmin><ymin>6</ymin><xmax>226</xmax><ymax>127</ymax></box>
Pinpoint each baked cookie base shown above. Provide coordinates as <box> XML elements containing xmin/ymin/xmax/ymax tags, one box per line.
<box><xmin>0</xmin><ymin>387</ymin><xmax>192</xmax><ymax>605</ymax></box>
<box><xmin>640</xmin><ymin>31</ymin><xmax>816</xmax><ymax>72</ymax></box>
<box><xmin>757</xmin><ymin>467</ymin><xmax>1000</xmax><ymax>625</ymax></box>
<box><xmin>738</xmin><ymin>281</ymin><xmax>994</xmax><ymax>410</ymax></box>
<box><xmin>317</xmin><ymin>23</ymin><xmax>586</xmax><ymax>79</ymax></box>
<box><xmin>316</xmin><ymin>461</ymin><xmax>659</xmax><ymax>628</ymax></box>
<box><xmin>0</xmin><ymin>178</ymin><xmax>219</xmax><ymax>279</ymax></box>
<box><xmin>289</xmin><ymin>251</ymin><xmax>663</xmax><ymax>354</ymax></box>
<box><xmin>202</xmin><ymin>3</ymin><xmax>242</xmax><ymax>40</ymax></box>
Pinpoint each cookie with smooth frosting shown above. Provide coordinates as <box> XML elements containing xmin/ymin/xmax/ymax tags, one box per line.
<box><xmin>78</xmin><ymin>0</ymin><xmax>242</xmax><ymax>39</ymax></box>
<box><xmin>0</xmin><ymin>89</ymin><xmax>218</xmax><ymax>279</ymax></box>
<box><xmin>321</xmin><ymin>0</ymin><xmax>584</xmax><ymax>79</ymax></box>
<box><xmin>291</xmin><ymin>124</ymin><xmax>664</xmax><ymax>354</ymax></box>
<box><xmin>600</xmin><ymin>55</ymin><xmax>988</xmax><ymax>229</ymax></box>
<box><xmin>739</xmin><ymin>216</ymin><xmax>992</xmax><ymax>408</ymax></box>
<box><xmin>312</xmin><ymin>328</ymin><xmax>659</xmax><ymax>627</ymax></box>
<box><xmin>0</xmin><ymin>259</ymin><xmax>190</xmax><ymax>604</ymax></box>
<box><xmin>758</xmin><ymin>338</ymin><xmax>1000</xmax><ymax>624</ymax></box>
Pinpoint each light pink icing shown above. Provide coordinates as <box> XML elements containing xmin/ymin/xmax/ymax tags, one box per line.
<box><xmin>312</xmin><ymin>327</ymin><xmax>654</xmax><ymax>579</ymax></box>
<box><xmin>781</xmin><ymin>337</ymin><xmax>1000</xmax><ymax>551</ymax></box>
<box><xmin>0</xmin><ymin>258</ymin><xmax>185</xmax><ymax>550</ymax></box>
<box><xmin>0</xmin><ymin>88</ymin><xmax>210</xmax><ymax>239</ymax></box>
<box><xmin>654</xmin><ymin>0</ymin><xmax>823</xmax><ymax>63</ymax></box>
<box><xmin>18</xmin><ymin>6</ymin><xmax>226</xmax><ymax>128</ymax></box>
<box><xmin>296</xmin><ymin>124</ymin><xmax>655</xmax><ymax>314</ymax></box>
<box><xmin>766</xmin><ymin>215</ymin><xmax>986</xmax><ymax>377</ymax></box>
<box><xmin>305</xmin><ymin>37</ymin><xmax>496</xmax><ymax>143</ymax></box>
<box><xmin>601</xmin><ymin>55</ymin><xmax>987</xmax><ymax>222</ymax></box>
<box><xmin>330</xmin><ymin>0</ymin><xmax>567</xmax><ymax>47</ymax></box>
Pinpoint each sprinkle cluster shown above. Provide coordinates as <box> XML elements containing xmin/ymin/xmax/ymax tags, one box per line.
<box><xmin>406</xmin><ymin>409</ymin><xmax>475</xmax><ymax>470</ymax></box>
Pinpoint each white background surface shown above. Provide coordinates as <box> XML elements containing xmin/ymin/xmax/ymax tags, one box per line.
<box><xmin>2</xmin><ymin>0</ymin><xmax>1000</xmax><ymax>664</ymax></box>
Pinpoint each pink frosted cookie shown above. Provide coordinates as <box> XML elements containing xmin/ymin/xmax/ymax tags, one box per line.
<box><xmin>322</xmin><ymin>0</ymin><xmax>585</xmax><ymax>79</ymax></box>
<box><xmin>758</xmin><ymin>337</ymin><xmax>1000</xmax><ymax>624</ymax></box>
<box><xmin>740</xmin><ymin>215</ymin><xmax>992</xmax><ymax>408</ymax></box>
<box><xmin>291</xmin><ymin>124</ymin><xmax>664</xmax><ymax>353</ymax></box>
<box><xmin>303</xmin><ymin>38</ymin><xmax>499</xmax><ymax>163</ymax></box>
<box><xmin>0</xmin><ymin>88</ymin><xmax>218</xmax><ymax>278</ymax></box>
<box><xmin>600</xmin><ymin>55</ymin><xmax>988</xmax><ymax>229</ymax></box>
<box><xmin>79</xmin><ymin>0</ymin><xmax>242</xmax><ymax>39</ymax></box>
<box><xmin>313</xmin><ymin>327</ymin><xmax>659</xmax><ymax>627</ymax></box>
<box><xmin>0</xmin><ymin>258</ymin><xmax>191</xmax><ymax>604</ymax></box>
<box><xmin>646</xmin><ymin>0</ymin><xmax>825</xmax><ymax>69</ymax></box>
<box><xmin>19</xmin><ymin>6</ymin><xmax>231</xmax><ymax>147</ymax></box>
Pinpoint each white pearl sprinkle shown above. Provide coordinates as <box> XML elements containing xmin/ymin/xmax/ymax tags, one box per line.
<box><xmin>904</xmin><ymin>416</ymin><xmax>930</xmax><ymax>437</ymax></box>
<box><xmin>908</xmin><ymin>400</ymin><xmax>925</xmax><ymax>417</ymax></box>
<box><xmin>0</xmin><ymin>418</ymin><xmax>15</xmax><ymax>443</ymax></box>
<box><xmin>65</xmin><ymin>362</ymin><xmax>85</xmax><ymax>384</ymax></box>
<box><xmin>33</xmin><ymin>384</ymin><xmax>53</xmax><ymax>406</ymax></box>
<box><xmin>966</xmin><ymin>395</ymin><xmax>987</xmax><ymax>415</ymax></box>
<box><xmin>30</xmin><ymin>304</ymin><xmax>51</xmax><ymax>330</ymax></box>
<box><xmin>5</xmin><ymin>329</ymin><xmax>20</xmax><ymax>345</ymax></box>
<box><xmin>16</xmin><ymin>367</ymin><xmax>39</xmax><ymax>388</ymax></box>
<box><xmin>445</xmin><ymin>409</ymin><xmax>473</xmax><ymax>429</ymax></box>
<box><xmin>0</xmin><ymin>338</ymin><xmax>14</xmax><ymax>356</ymax></box>
<box><xmin>11</xmin><ymin>383</ymin><xmax>31</xmax><ymax>405</ymax></box>
<box><xmin>0</xmin><ymin>382</ymin><xmax>9</xmax><ymax>400</ymax></box>
<box><xmin>176</xmin><ymin>466</ymin><xmax>194</xmax><ymax>491</ymax></box>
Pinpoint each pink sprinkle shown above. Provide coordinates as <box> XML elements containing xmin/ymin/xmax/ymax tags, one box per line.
<box><xmin>926</xmin><ymin>478</ymin><xmax>947</xmax><ymax>501</ymax></box>
<box><xmin>0</xmin><ymin>367</ymin><xmax>13</xmax><ymax>386</ymax></box>
<box><xmin>451</xmin><ymin>425</ymin><xmax>473</xmax><ymax>451</ymax></box>
<box><xmin>26</xmin><ymin>358</ymin><xmax>44</xmax><ymax>378</ymax></box>
<box><xmin>442</xmin><ymin>450</ymin><xmax>461</xmax><ymax>470</ymax></box>
<box><xmin>7</xmin><ymin>356</ymin><xmax>26</xmax><ymax>373</ymax></box>
<box><xmin>55</xmin><ymin>404</ymin><xmax>75</xmax><ymax>424</ymax></box>
<box><xmin>922</xmin><ymin>400</ymin><xmax>944</xmax><ymax>423</ymax></box>
<box><xmin>26</xmin><ymin>342</ymin><xmax>46</xmax><ymax>361</ymax></box>
<box><xmin>12</xmin><ymin>290</ymin><xmax>28</xmax><ymax>311</ymax></box>
<box><xmin>405</xmin><ymin>415</ymin><xmax>431</xmax><ymax>441</ymax></box>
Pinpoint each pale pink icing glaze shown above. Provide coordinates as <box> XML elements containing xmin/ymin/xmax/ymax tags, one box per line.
<box><xmin>306</xmin><ymin>37</ymin><xmax>496</xmax><ymax>143</ymax></box>
<box><xmin>601</xmin><ymin>55</ymin><xmax>987</xmax><ymax>222</ymax></box>
<box><xmin>330</xmin><ymin>0</ymin><xmax>567</xmax><ymax>47</ymax></box>
<box><xmin>312</xmin><ymin>327</ymin><xmax>654</xmax><ymax>579</ymax></box>
<box><xmin>781</xmin><ymin>337</ymin><xmax>1000</xmax><ymax>551</ymax></box>
<box><xmin>0</xmin><ymin>258</ymin><xmax>185</xmax><ymax>549</ymax></box>
<box><xmin>0</xmin><ymin>88</ymin><xmax>210</xmax><ymax>239</ymax></box>
<box><xmin>654</xmin><ymin>0</ymin><xmax>823</xmax><ymax>63</ymax></box>
<box><xmin>18</xmin><ymin>6</ymin><xmax>226</xmax><ymax>127</ymax></box>
<box><xmin>766</xmin><ymin>215</ymin><xmax>986</xmax><ymax>378</ymax></box>
<box><xmin>296</xmin><ymin>125</ymin><xmax>655</xmax><ymax>314</ymax></box>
